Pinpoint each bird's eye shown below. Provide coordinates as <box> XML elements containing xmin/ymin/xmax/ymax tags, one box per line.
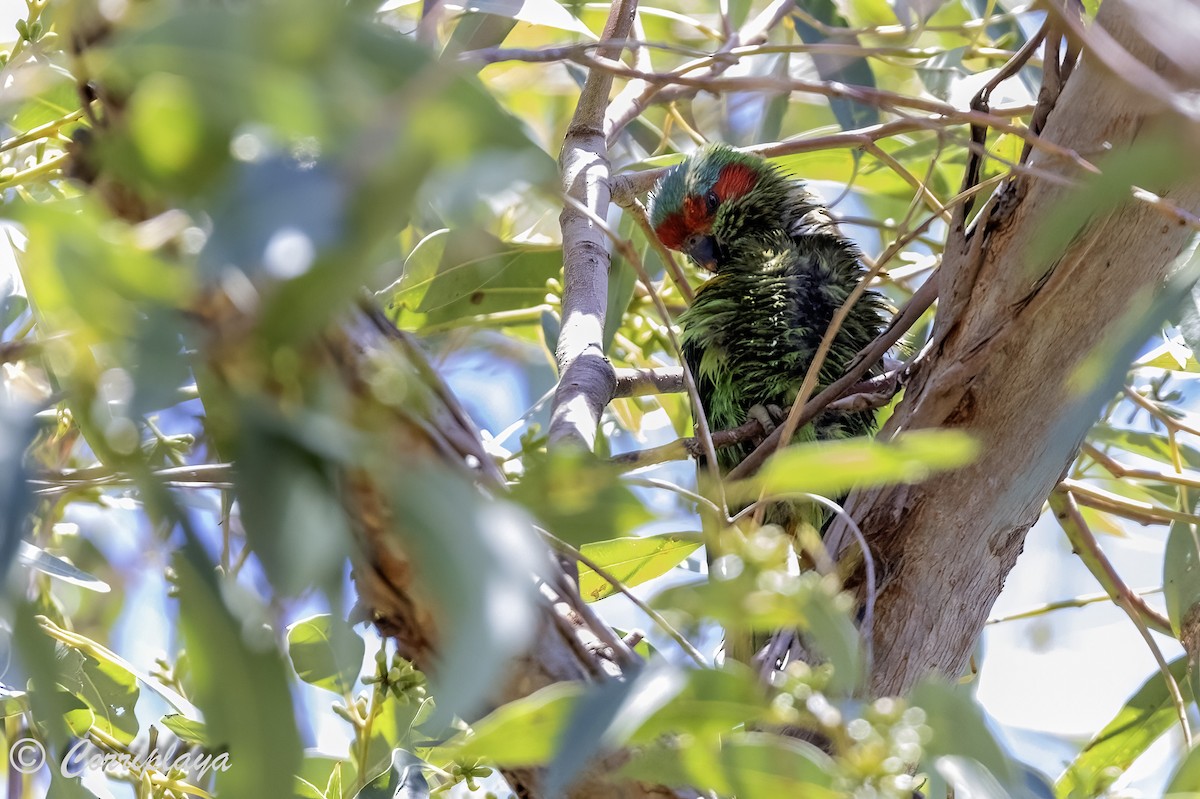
<box><xmin>705</xmin><ymin>190</ymin><xmax>719</xmax><ymax>214</ymax></box>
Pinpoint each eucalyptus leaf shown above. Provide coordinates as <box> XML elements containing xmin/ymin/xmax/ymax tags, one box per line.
<box><xmin>1055</xmin><ymin>657</ymin><xmax>1191</xmax><ymax>798</ymax></box>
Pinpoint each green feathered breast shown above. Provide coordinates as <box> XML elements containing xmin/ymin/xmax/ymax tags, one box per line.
<box><xmin>679</xmin><ymin>229</ymin><xmax>887</xmax><ymax>476</ymax></box>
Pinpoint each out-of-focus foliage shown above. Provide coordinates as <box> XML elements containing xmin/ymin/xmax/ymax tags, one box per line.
<box><xmin>0</xmin><ymin>0</ymin><xmax>1196</xmax><ymax>797</ymax></box>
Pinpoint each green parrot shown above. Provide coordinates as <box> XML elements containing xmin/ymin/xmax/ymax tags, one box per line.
<box><xmin>648</xmin><ymin>143</ymin><xmax>887</xmax><ymax>662</ymax></box>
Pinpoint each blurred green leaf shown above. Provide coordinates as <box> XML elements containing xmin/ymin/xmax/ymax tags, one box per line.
<box><xmin>232</xmin><ymin>400</ymin><xmax>355</xmax><ymax>598</ymax></box>
<box><xmin>1031</xmin><ymin>132</ymin><xmax>1194</xmax><ymax>268</ymax></box>
<box><xmin>578</xmin><ymin>532</ymin><xmax>702</xmax><ymax>602</ymax></box>
<box><xmin>913</xmin><ymin>679</ymin><xmax>1017</xmax><ymax>792</ymax></box>
<box><xmin>511</xmin><ymin>450</ymin><xmax>653</xmax><ymax>546</ymax></box>
<box><xmin>448</xmin><ymin>681</ymin><xmax>584</xmax><ymax>767</ymax></box>
<box><xmin>10</xmin><ymin>66</ymin><xmax>78</xmax><ymax>131</ymax></box>
<box><xmin>444</xmin><ymin>13</ymin><xmax>519</xmax><ymax>59</ymax></box>
<box><xmin>655</xmin><ymin>571</ymin><xmax>861</xmax><ymax>693</ymax></box>
<box><xmin>0</xmin><ymin>399</ymin><xmax>37</xmax><ymax>585</ymax></box>
<box><xmin>387</xmin><ymin>466</ymin><xmax>544</xmax><ymax>723</ymax></box>
<box><xmin>745</xmin><ymin>429</ymin><xmax>978</xmax><ymax>501</ymax></box>
<box><xmin>1055</xmin><ymin>657</ymin><xmax>1190</xmax><ymax>798</ymax></box>
<box><xmin>13</xmin><ymin>198</ymin><xmax>189</xmax><ymax>344</ymax></box>
<box><xmin>546</xmin><ymin>666</ymin><xmax>686</xmax><ymax>795</ymax></box>
<box><xmin>287</xmin><ymin>614</ymin><xmax>365</xmax><ymax>696</ymax></box>
<box><xmin>630</xmin><ymin>664</ymin><xmax>770</xmax><ymax>743</ymax></box>
<box><xmin>173</xmin><ymin>544</ymin><xmax>303</xmax><ymax>798</ymax></box>
<box><xmin>621</xmin><ymin>732</ymin><xmax>840</xmax><ymax>798</ymax></box>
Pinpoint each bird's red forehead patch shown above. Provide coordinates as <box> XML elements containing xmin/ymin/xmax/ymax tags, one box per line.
<box><xmin>714</xmin><ymin>162</ymin><xmax>757</xmax><ymax>201</ymax></box>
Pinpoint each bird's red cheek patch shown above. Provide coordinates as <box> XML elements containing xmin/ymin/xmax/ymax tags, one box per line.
<box><xmin>655</xmin><ymin>214</ymin><xmax>688</xmax><ymax>249</ymax></box>
<box><xmin>714</xmin><ymin>162</ymin><xmax>758</xmax><ymax>202</ymax></box>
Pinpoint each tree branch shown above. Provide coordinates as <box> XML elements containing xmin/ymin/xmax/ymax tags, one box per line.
<box><xmin>546</xmin><ymin>0</ymin><xmax>638</xmax><ymax>450</ymax></box>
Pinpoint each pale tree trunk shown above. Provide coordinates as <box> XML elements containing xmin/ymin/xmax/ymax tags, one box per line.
<box><xmin>824</xmin><ymin>0</ymin><xmax>1200</xmax><ymax>696</ymax></box>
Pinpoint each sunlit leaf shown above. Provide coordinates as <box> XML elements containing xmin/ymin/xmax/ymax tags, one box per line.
<box><xmin>578</xmin><ymin>532</ymin><xmax>702</xmax><ymax>602</ymax></box>
<box><xmin>161</xmin><ymin>714</ymin><xmax>210</xmax><ymax>746</ymax></box>
<box><xmin>745</xmin><ymin>429</ymin><xmax>978</xmax><ymax>500</ymax></box>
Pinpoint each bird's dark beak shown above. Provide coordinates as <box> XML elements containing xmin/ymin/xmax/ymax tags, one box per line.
<box><xmin>685</xmin><ymin>235</ymin><xmax>719</xmax><ymax>273</ymax></box>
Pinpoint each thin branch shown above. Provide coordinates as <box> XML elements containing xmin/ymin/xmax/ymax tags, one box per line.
<box><xmin>589</xmin><ymin>60</ymin><xmax>1097</xmax><ymax>173</ymax></box>
<box><xmin>546</xmin><ymin>0</ymin><xmax>639</xmax><ymax>450</ymax></box>
<box><xmin>614</xmin><ymin>366</ymin><xmax>684</xmax><ymax>397</ymax></box>
<box><xmin>611</xmin><ymin>416</ymin><xmax>766</xmax><ymax>472</ymax></box>
<box><xmin>1049</xmin><ymin>489</ymin><xmax>1172</xmax><ymax>636</ymax></box>
<box><xmin>1052</xmin><ymin>488</ymin><xmax>1190</xmax><ymax>746</ymax></box>
<box><xmin>1083</xmin><ymin>442</ymin><xmax>1200</xmax><ymax>492</ymax></box>
<box><xmin>1063</xmin><ymin>477</ymin><xmax>1200</xmax><ymax>527</ymax></box>
<box><xmin>1125</xmin><ymin>386</ymin><xmax>1200</xmax><ymax>438</ymax></box>
<box><xmin>987</xmin><ymin>587</ymin><xmax>1163</xmax><ymax>625</ymax></box>
<box><xmin>604</xmin><ymin>0</ymin><xmax>795</xmax><ymax>143</ymax></box>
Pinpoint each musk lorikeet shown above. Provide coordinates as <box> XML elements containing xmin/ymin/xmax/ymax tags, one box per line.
<box><xmin>648</xmin><ymin>143</ymin><xmax>888</xmax><ymax>662</ymax></box>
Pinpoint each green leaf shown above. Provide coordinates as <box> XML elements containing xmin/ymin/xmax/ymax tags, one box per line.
<box><xmin>578</xmin><ymin>532</ymin><xmax>702</xmax><ymax>602</ymax></box>
<box><xmin>381</xmin><ymin>228</ymin><xmax>450</xmax><ymax>320</ymax></box>
<box><xmin>287</xmin><ymin>614</ymin><xmax>366</xmax><ymax>696</ymax></box>
<box><xmin>1089</xmin><ymin>425</ymin><xmax>1200</xmax><ymax>471</ymax></box>
<box><xmin>414</xmin><ymin>234</ymin><xmax>560</xmax><ymax>326</ymax></box>
<box><xmin>1167</xmin><ymin>742</ymin><xmax>1200</xmax><ymax>795</ymax></box>
<box><xmin>443</xmin><ymin>12</ymin><xmax>519</xmax><ymax>59</ymax></box>
<box><xmin>17</xmin><ymin>542</ymin><xmax>110</xmax><ymax>593</ymax></box>
<box><xmin>1165</xmin><ymin>522</ymin><xmax>1200</xmax><ymax>637</ymax></box>
<box><xmin>913</xmin><ymin>679</ymin><xmax>1017</xmax><ymax>792</ymax></box>
<box><xmin>791</xmin><ymin>0</ymin><xmax>880</xmax><ymax>132</ymax></box>
<box><xmin>10</xmin><ymin>67</ymin><xmax>79</xmax><ymax>131</ymax></box>
<box><xmin>387</xmin><ymin>467</ymin><xmax>544</xmax><ymax>723</ymax></box>
<box><xmin>232</xmin><ymin>399</ymin><xmax>355</xmax><ymax>597</ymax></box>
<box><xmin>446</xmin><ymin>0</ymin><xmax>594</xmax><ymax>36</ymax></box>
<box><xmin>161</xmin><ymin>714</ymin><xmax>211</xmax><ymax>746</ymax></box>
<box><xmin>746</xmin><ymin>429</ymin><xmax>979</xmax><ymax>500</ymax></box>
<box><xmin>1055</xmin><ymin>657</ymin><xmax>1191</xmax><ymax>798</ymax></box>
<box><xmin>621</xmin><ymin>732</ymin><xmax>840</xmax><ymax>799</ymax></box>
<box><xmin>448</xmin><ymin>682</ymin><xmax>585</xmax><ymax>767</ymax></box>
<box><xmin>630</xmin><ymin>664</ymin><xmax>770</xmax><ymax>744</ymax></box>
<box><xmin>511</xmin><ymin>450</ymin><xmax>653</xmax><ymax>546</ymax></box>
<box><xmin>173</xmin><ymin>544</ymin><xmax>303</xmax><ymax>798</ymax></box>
<box><xmin>546</xmin><ymin>666</ymin><xmax>686</xmax><ymax>795</ymax></box>
<box><xmin>1134</xmin><ymin>339</ymin><xmax>1200</xmax><ymax>373</ymax></box>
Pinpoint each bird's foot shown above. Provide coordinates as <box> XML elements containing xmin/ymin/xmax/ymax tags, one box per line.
<box><xmin>748</xmin><ymin>403</ymin><xmax>786</xmax><ymax>440</ymax></box>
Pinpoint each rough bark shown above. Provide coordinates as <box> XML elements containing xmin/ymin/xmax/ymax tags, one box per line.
<box><xmin>823</xmin><ymin>0</ymin><xmax>1200</xmax><ymax>696</ymax></box>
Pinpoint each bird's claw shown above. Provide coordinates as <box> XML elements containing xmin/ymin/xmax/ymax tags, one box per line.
<box><xmin>749</xmin><ymin>403</ymin><xmax>786</xmax><ymax>438</ymax></box>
